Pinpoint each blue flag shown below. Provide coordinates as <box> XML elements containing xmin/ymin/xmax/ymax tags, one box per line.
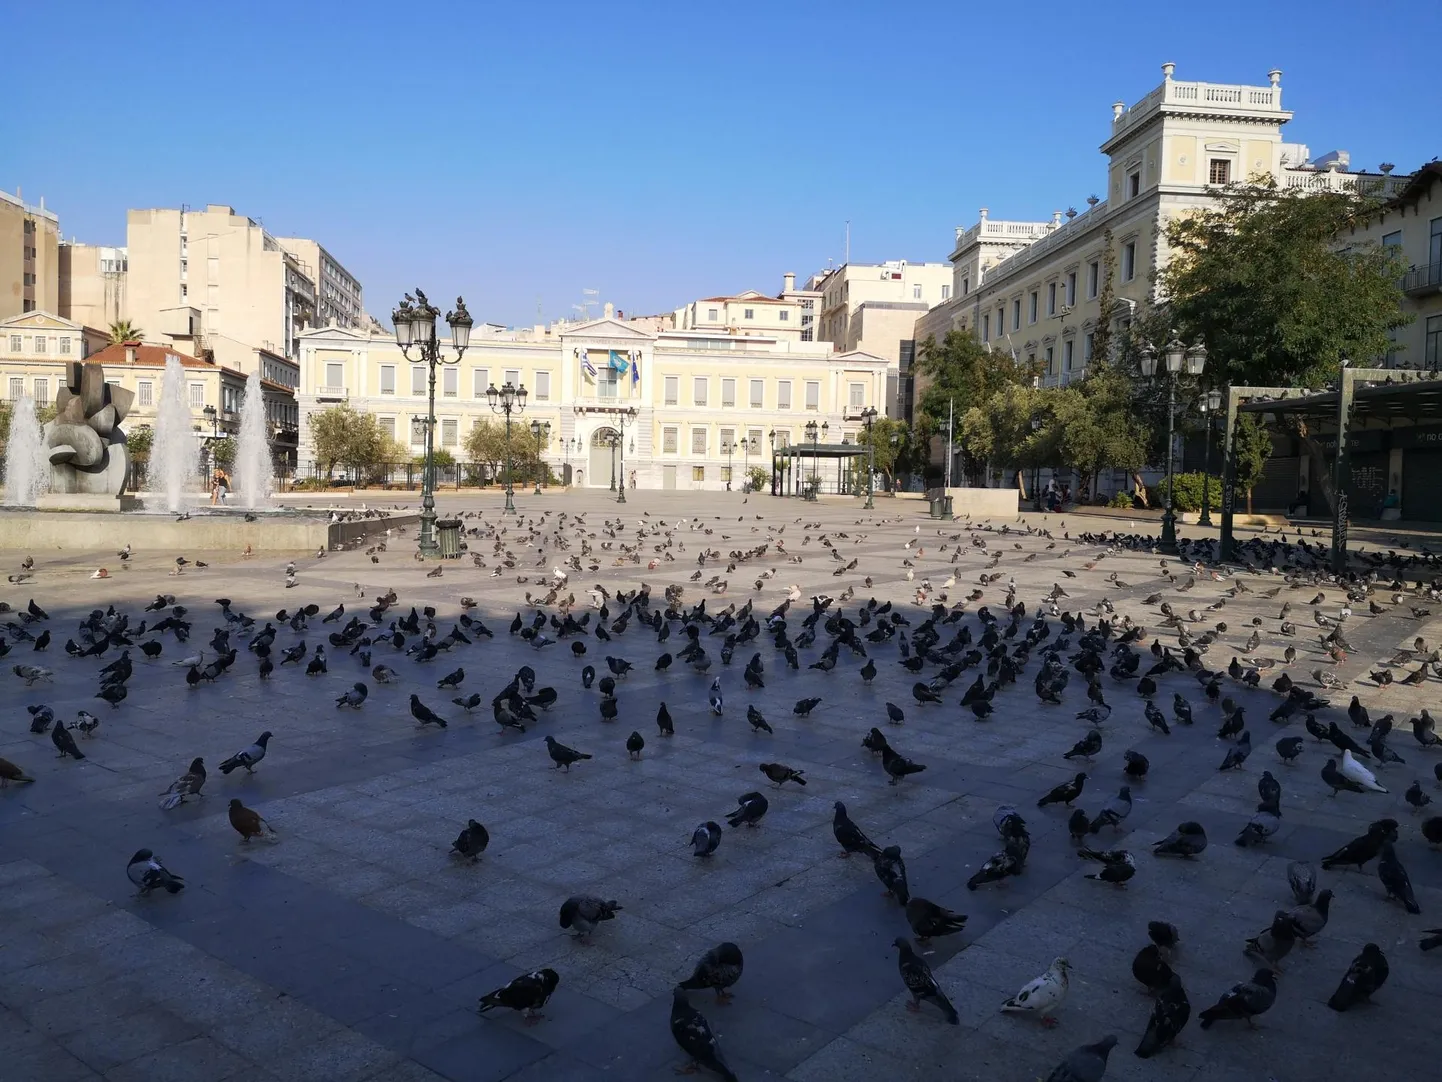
<box><xmin>630</xmin><ymin>350</ymin><xmax>640</xmax><ymax>386</ymax></box>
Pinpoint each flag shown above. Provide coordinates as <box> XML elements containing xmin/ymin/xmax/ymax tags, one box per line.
<box><xmin>630</xmin><ymin>349</ymin><xmax>640</xmax><ymax>387</ymax></box>
<box><xmin>581</xmin><ymin>350</ymin><xmax>597</xmax><ymax>381</ymax></box>
<box><xmin>607</xmin><ymin>350</ymin><xmax>628</xmax><ymax>374</ymax></box>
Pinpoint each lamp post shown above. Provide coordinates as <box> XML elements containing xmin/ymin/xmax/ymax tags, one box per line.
<box><xmin>201</xmin><ymin>404</ymin><xmax>218</xmax><ymax>486</ymax></box>
<box><xmin>615</xmin><ymin>407</ymin><xmax>636</xmax><ymax>504</ymax></box>
<box><xmin>1138</xmin><ymin>338</ymin><xmax>1207</xmax><ymax>554</ymax></box>
<box><xmin>768</xmin><ymin>428</ymin><xmax>778</xmax><ymax>495</ymax></box>
<box><xmin>860</xmin><ymin>407</ymin><xmax>878</xmax><ymax>509</ymax></box>
<box><xmin>1030</xmin><ymin>414</ymin><xmax>1043</xmax><ymax>511</ymax></box>
<box><xmin>722</xmin><ymin>437</ymin><xmax>734</xmax><ymax>490</ymax></box>
<box><xmin>529</xmin><ymin>419</ymin><xmax>550</xmax><ymax>495</ymax></box>
<box><xmin>1198</xmin><ymin>389</ymin><xmax>1223</xmax><ymax>526</ymax></box>
<box><xmin>804</xmin><ymin>420</ymin><xmax>818</xmax><ymax>498</ymax></box>
<box><xmin>393</xmin><ymin>290</ymin><xmax>472</xmax><ymax>554</ymax></box>
<box><xmin>484</xmin><ymin>379</ymin><xmax>527</xmax><ymax>514</ymax></box>
<box><xmin>563</xmin><ymin>437</ymin><xmax>572</xmax><ymax>487</ymax></box>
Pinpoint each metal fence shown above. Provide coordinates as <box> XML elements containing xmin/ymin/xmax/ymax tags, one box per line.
<box><xmin>292</xmin><ymin>461</ymin><xmax>555</xmax><ymax>491</ymax></box>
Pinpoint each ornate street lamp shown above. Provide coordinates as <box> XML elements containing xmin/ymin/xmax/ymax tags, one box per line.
<box><xmin>615</xmin><ymin>407</ymin><xmax>637</xmax><ymax>503</ymax></box>
<box><xmin>529</xmin><ymin>418</ymin><xmax>550</xmax><ymax>495</ymax></box>
<box><xmin>394</xmin><ymin>289</ymin><xmax>471</xmax><ymax>554</ymax></box>
<box><xmin>1198</xmin><ymin>389</ymin><xmax>1223</xmax><ymax>526</ymax></box>
<box><xmin>1139</xmin><ymin>338</ymin><xmax>1206</xmax><ymax>554</ymax></box>
<box><xmin>722</xmin><ymin>437</ymin><xmax>735</xmax><ymax>491</ymax></box>
<box><xmin>484</xmin><ymin>379</ymin><xmax>527</xmax><ymax>513</ymax></box>
<box><xmin>563</xmin><ymin>436</ymin><xmax>572</xmax><ymax>487</ymax></box>
<box><xmin>860</xmin><ymin>407</ymin><xmax>878</xmax><ymax>509</ymax></box>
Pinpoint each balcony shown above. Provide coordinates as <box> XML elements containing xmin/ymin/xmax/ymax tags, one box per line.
<box><xmin>1282</xmin><ymin>167</ymin><xmax>1407</xmax><ymax>198</ymax></box>
<box><xmin>1403</xmin><ymin>262</ymin><xmax>1442</xmax><ymax>298</ymax></box>
<box><xmin>316</xmin><ymin>385</ymin><xmax>347</xmax><ymax>400</ymax></box>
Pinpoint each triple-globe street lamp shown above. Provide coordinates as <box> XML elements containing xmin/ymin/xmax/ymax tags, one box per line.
<box><xmin>1138</xmin><ymin>338</ymin><xmax>1207</xmax><ymax>554</ymax></box>
<box><xmin>1197</xmin><ymin>389</ymin><xmax>1223</xmax><ymax>527</ymax></box>
<box><xmin>859</xmin><ymin>407</ymin><xmax>878</xmax><ymax>509</ymax></box>
<box><xmin>485</xmin><ymin>380</ymin><xmax>528</xmax><ymax>513</ymax></box>
<box><xmin>393</xmin><ymin>289</ymin><xmax>473</xmax><ymax>555</ymax></box>
<box><xmin>529</xmin><ymin>419</ymin><xmax>550</xmax><ymax>495</ymax></box>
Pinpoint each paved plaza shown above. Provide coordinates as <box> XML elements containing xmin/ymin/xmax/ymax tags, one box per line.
<box><xmin>1</xmin><ymin>489</ymin><xmax>1440</xmax><ymax>1082</ymax></box>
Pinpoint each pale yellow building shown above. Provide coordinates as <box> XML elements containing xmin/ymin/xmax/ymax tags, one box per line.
<box><xmin>673</xmin><ymin>288</ymin><xmax>806</xmax><ymax>342</ymax></box>
<box><xmin>0</xmin><ymin>188</ymin><xmax>60</xmax><ymax>319</ymax></box>
<box><xmin>296</xmin><ymin>318</ymin><xmax>889</xmax><ymax>491</ymax></box>
<box><xmin>58</xmin><ymin>243</ymin><xmax>128</xmax><ymax>331</ymax></box>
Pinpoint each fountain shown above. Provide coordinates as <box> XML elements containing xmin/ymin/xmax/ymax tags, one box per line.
<box><xmin>1</xmin><ymin>395</ymin><xmax>50</xmax><ymax>506</ymax></box>
<box><xmin>234</xmin><ymin>371</ymin><xmax>274</xmax><ymax>510</ymax></box>
<box><xmin>150</xmin><ymin>354</ymin><xmax>199</xmax><ymax>513</ymax></box>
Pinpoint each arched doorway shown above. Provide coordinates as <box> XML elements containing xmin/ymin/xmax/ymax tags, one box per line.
<box><xmin>588</xmin><ymin>427</ymin><xmax>620</xmax><ymax>489</ymax></box>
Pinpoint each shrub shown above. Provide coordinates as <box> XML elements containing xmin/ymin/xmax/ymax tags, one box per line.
<box><xmin>1108</xmin><ymin>491</ymin><xmax>1133</xmax><ymax>509</ymax></box>
<box><xmin>1147</xmin><ymin>472</ymin><xmax>1223</xmax><ymax>513</ymax></box>
<box><xmin>747</xmin><ymin>466</ymin><xmax>768</xmax><ymax>492</ymax></box>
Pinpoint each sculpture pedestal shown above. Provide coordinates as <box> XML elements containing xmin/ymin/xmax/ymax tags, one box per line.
<box><xmin>36</xmin><ymin>493</ymin><xmax>143</xmax><ymax>513</ymax></box>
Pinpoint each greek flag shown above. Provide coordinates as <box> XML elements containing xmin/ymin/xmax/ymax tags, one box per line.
<box><xmin>581</xmin><ymin>351</ymin><xmax>597</xmax><ymax>381</ymax></box>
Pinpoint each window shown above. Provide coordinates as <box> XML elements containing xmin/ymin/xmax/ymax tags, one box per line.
<box><xmin>664</xmin><ymin>375</ymin><xmax>679</xmax><ymax>406</ymax></box>
<box><xmin>180</xmin><ymin>284</ymin><xmax>187</xmax><ymax>300</ymax></box>
<box><xmin>534</xmin><ymin>371</ymin><xmax>551</xmax><ymax>401</ymax></box>
<box><xmin>180</xmin><ymin>258</ymin><xmax>188</xmax><ymax>280</ymax></box>
<box><xmin>721</xmin><ymin>378</ymin><xmax>735</xmax><ymax>407</ymax></box>
<box><xmin>442</xmin><ymin>367</ymin><xmax>458</xmax><ymax>397</ymax></box>
<box><xmin>743</xmin><ymin>308</ymin><xmax>755</xmax><ymax>320</ymax></box>
<box><xmin>188</xmin><ymin>382</ymin><xmax>205</xmax><ymax>408</ymax></box>
<box><xmin>720</xmin><ymin>427</ymin><xmax>735</xmax><ymax>452</ymax></box>
<box><xmin>982</xmin><ymin>314</ymin><xmax>990</xmax><ymax>342</ymax></box>
<box><xmin>663</xmin><ymin>426</ymin><xmax>678</xmax><ymax>453</ymax></box>
<box><xmin>326</xmin><ymin>362</ymin><xmax>343</xmax><ymax>390</ymax></box>
<box><xmin>801</xmin><ymin>329</ymin><xmax>813</xmax><ymax>342</ymax></box>
<box><xmin>411</xmin><ymin>367</ymin><xmax>426</xmax><ymax>395</ymax></box>
<box><xmin>778</xmin><ymin>380</ymin><xmax>792</xmax><ymax>410</ymax></box>
<box><xmin>748</xmin><ymin>428</ymin><xmax>763</xmax><ymax>453</ymax></box>
<box><xmin>138</xmin><ymin>380</ymin><xmax>154</xmax><ymax>406</ymax></box>
<box><xmin>693</xmin><ymin>377</ymin><xmax>708</xmax><ymax>407</ymax></box>
<box><xmin>59</xmin><ymin>336</ymin><xmax>71</xmax><ymax>355</ymax></box>
<box><xmin>1044</xmin><ymin>345</ymin><xmax>1054</xmax><ymax>375</ymax></box>
<box><xmin>848</xmin><ymin>383</ymin><xmax>865</xmax><ymax>408</ymax></box>
<box><xmin>692</xmin><ymin>427</ymin><xmax>707</xmax><ymax>454</ymax></box>
<box><xmin>721</xmin><ymin>466</ymin><xmax>732</xmax><ymax>483</ymax></box>
<box><xmin>1047</xmin><ymin>283</ymin><xmax>1056</xmax><ymax>316</ymax></box>
<box><xmin>441</xmin><ymin>419</ymin><xmax>458</xmax><ymax>447</ymax></box>
<box><xmin>1028</xmin><ymin>292</ymin><xmax>1038</xmax><ymax>324</ymax></box>
<box><xmin>1063</xmin><ymin>339</ymin><xmax>1074</xmax><ymax>371</ymax></box>
<box><xmin>7</xmin><ymin>335</ymin><xmax>19</xmax><ymax>352</ymax></box>
<box><xmin>379</xmin><ymin>417</ymin><xmax>395</xmax><ymax>441</ymax></box>
<box><xmin>1121</xmin><ymin>242</ymin><xmax>1137</xmax><ymax>282</ymax></box>
<box><xmin>1127</xmin><ymin>171</ymin><xmax>1140</xmax><ymax>198</ymax></box>
<box><xmin>693</xmin><ymin>466</ymin><xmax>706</xmax><ymax>482</ymax></box>
<box><xmin>597</xmin><ymin>368</ymin><xmax>619</xmax><ymax>399</ymax></box>
<box><xmin>779</xmin><ymin>310</ymin><xmax>789</xmax><ymax>322</ymax></box>
<box><xmin>1083</xmin><ymin>332</ymin><xmax>1095</xmax><ymax>364</ymax></box>
<box><xmin>504</xmin><ymin>369</ymin><xmax>520</xmax><ymax>389</ymax></box>
<box><xmin>380</xmin><ymin>365</ymin><xmax>396</xmax><ymax>394</ymax></box>
<box><xmin>1426</xmin><ymin>315</ymin><xmax>1442</xmax><ymax>371</ymax></box>
<box><xmin>1208</xmin><ymin>159</ymin><xmax>1231</xmax><ymax>185</ymax></box>
<box><xmin>912</xmin><ymin>284</ymin><xmax>923</xmax><ymax>299</ymax></box>
<box><xmin>944</xmin><ymin>284</ymin><xmax>953</xmax><ymax>300</ymax></box>
<box><xmin>410</xmin><ymin>418</ymin><xmax>426</xmax><ymax>445</ymax></box>
<box><xmin>997</xmin><ymin>308</ymin><xmax>1006</xmax><ymax>339</ymax></box>
<box><xmin>1065</xmin><ymin>271</ymin><xmax>1077</xmax><ymax>307</ymax></box>
<box><xmin>7</xmin><ymin>377</ymin><xmax>21</xmax><ymax>400</ymax></box>
<box><xmin>805</xmin><ymin>381</ymin><xmax>820</xmax><ymax>410</ymax></box>
<box><xmin>472</xmin><ymin>368</ymin><xmax>489</xmax><ymax>397</ymax></box>
<box><xmin>34</xmin><ymin>336</ymin><xmax>46</xmax><ymax>354</ymax></box>
<box><xmin>32</xmin><ymin>379</ymin><xmax>49</xmax><ymax>405</ymax></box>
<box><xmin>1430</xmin><ymin>216</ymin><xmax>1442</xmax><ymax>268</ymax></box>
<box><xmin>1087</xmin><ymin>261</ymin><xmax>1099</xmax><ymax>299</ymax></box>
<box><xmin>749</xmin><ymin>378</ymin><xmax>763</xmax><ymax>408</ymax></box>
<box><xmin>707</xmin><ymin>308</ymin><xmax>718</xmax><ymax>321</ymax></box>
<box><xmin>1013</xmin><ymin>300</ymin><xmax>1022</xmax><ymax>330</ymax></box>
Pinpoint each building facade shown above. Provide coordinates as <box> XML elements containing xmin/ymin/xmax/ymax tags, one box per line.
<box><xmin>0</xmin><ymin>313</ymin><xmax>110</xmax><ymax>394</ymax></box>
<box><xmin>0</xmin><ymin>188</ymin><xmax>60</xmax><ymax>320</ymax></box>
<box><xmin>58</xmin><ymin>243</ymin><xmax>128</xmax><ymax>331</ymax></box>
<box><xmin>295</xmin><ymin>319</ymin><xmax>889</xmax><ymax>491</ymax></box>
<box><xmin>276</xmin><ymin>237</ymin><xmax>364</xmax><ymax>329</ymax></box>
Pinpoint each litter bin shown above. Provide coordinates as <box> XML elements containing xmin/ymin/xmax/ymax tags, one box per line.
<box><xmin>436</xmin><ymin>519</ymin><xmax>462</xmax><ymax>559</ymax></box>
<box><xmin>928</xmin><ymin>495</ymin><xmax>953</xmax><ymax>520</ymax></box>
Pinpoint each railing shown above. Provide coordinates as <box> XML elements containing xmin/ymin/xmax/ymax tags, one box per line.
<box><xmin>1111</xmin><ymin>78</ymin><xmax>1283</xmax><ymax>141</ymax></box>
<box><xmin>973</xmin><ymin>199</ymin><xmax>1112</xmax><ymax>287</ymax></box>
<box><xmin>1282</xmin><ymin>168</ymin><xmax>1406</xmax><ymax>197</ymax></box>
<box><xmin>955</xmin><ymin>218</ymin><xmax>1057</xmax><ymax>248</ymax></box>
<box><xmin>1402</xmin><ymin>261</ymin><xmax>1442</xmax><ymax>297</ymax></box>
<box><xmin>316</xmin><ymin>385</ymin><xmax>346</xmax><ymax>398</ymax></box>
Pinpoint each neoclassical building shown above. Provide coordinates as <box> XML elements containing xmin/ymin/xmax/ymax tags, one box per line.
<box><xmin>295</xmin><ymin>318</ymin><xmax>889</xmax><ymax>491</ymax></box>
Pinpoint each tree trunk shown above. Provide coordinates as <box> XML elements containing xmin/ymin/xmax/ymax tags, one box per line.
<box><xmin>1298</xmin><ymin>433</ymin><xmax>1336</xmax><ymax>516</ymax></box>
<box><xmin>1246</xmin><ymin>487</ymin><xmax>1254</xmax><ymax>514</ymax></box>
<box><xmin>1131</xmin><ymin>471</ymin><xmax>1150</xmax><ymax>509</ymax></box>
<box><xmin>1017</xmin><ymin>470</ymin><xmax>1028</xmax><ymax>500</ymax></box>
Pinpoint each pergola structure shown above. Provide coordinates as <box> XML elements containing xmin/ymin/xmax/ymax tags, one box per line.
<box><xmin>1221</xmin><ymin>367</ymin><xmax>1442</xmax><ymax>571</ymax></box>
<box><xmin>770</xmin><ymin>444</ymin><xmax>869</xmax><ymax>499</ymax></box>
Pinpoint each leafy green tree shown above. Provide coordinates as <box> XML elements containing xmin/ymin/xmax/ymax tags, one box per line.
<box><xmin>464</xmin><ymin>419</ymin><xmax>540</xmax><ymax>486</ymax></box>
<box><xmin>414</xmin><ymin>448</ymin><xmax>455</xmax><ymax>468</ymax></box>
<box><xmin>211</xmin><ymin>437</ymin><xmax>237</xmax><ymax>467</ymax></box>
<box><xmin>916</xmin><ymin>330</ymin><xmax>1036</xmax><ymax>481</ymax></box>
<box><xmin>1231</xmin><ymin>414</ymin><xmax>1274</xmax><ymax>514</ymax></box>
<box><xmin>307</xmin><ymin>404</ymin><xmax>393</xmax><ymax>478</ymax></box>
<box><xmin>1058</xmin><ymin>360</ymin><xmax>1152</xmax><ymax>501</ymax></box>
<box><xmin>853</xmin><ymin>417</ymin><xmax>909</xmax><ymax>489</ymax></box>
<box><xmin>125</xmin><ymin>424</ymin><xmax>153</xmax><ymax>461</ymax></box>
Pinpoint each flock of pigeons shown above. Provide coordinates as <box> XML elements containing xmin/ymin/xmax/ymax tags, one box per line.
<box><xmin>5</xmin><ymin>509</ymin><xmax>1442</xmax><ymax>1080</ymax></box>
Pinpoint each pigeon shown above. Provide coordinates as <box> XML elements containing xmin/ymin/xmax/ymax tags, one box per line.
<box><xmin>1244</xmin><ymin>910</ymin><xmax>1298</xmax><ymax>971</ymax></box>
<box><xmin>1135</xmin><ymin>973</ymin><xmax>1190</xmax><ymax>1058</ymax></box>
<box><xmin>885</xmin><ymin>702</ymin><xmax>906</xmax><ymax>726</ymax></box>
<box><xmin>558</xmin><ymin>895</ymin><xmax>621</xmax><ymax>938</ymax></box>
<box><xmin>656</xmin><ymin>702</ymin><xmax>674</xmax><ymax>736</ymax></box>
<box><xmin>126</xmin><ymin>849</ymin><xmax>184</xmax><ymax>895</ymax></box>
<box><xmin>1067</xmin><ymin>809</ymin><xmax>1091</xmax><ymax>844</ymax></box>
<box><xmin>1064</xmin><ymin>730</ymin><xmax>1102</xmax><ymax>761</ymax></box>
<box><xmin>881</xmin><ymin>744</ymin><xmax>927</xmax><ymax>784</ymax></box>
<box><xmin>409</xmin><ymin>695</ymin><xmax>449</xmax><ymax>728</ymax></box>
<box><xmin>1276</xmin><ymin>736</ymin><xmax>1304</xmax><ymax>763</ymax></box>
<box><xmin>1235</xmin><ymin>800</ymin><xmax>1281</xmax><ymax>847</ymax></box>
<box><xmin>626</xmin><ymin>731</ymin><xmax>645</xmax><ymax>759</ymax></box>
<box><xmin>1378</xmin><ymin>842</ymin><xmax>1421</xmax><ymax>913</ymax></box>
<box><xmin>1080</xmin><ymin>847</ymin><xmax>1135</xmax><ymax>886</ymax></box>
<box><xmin>832</xmin><ymin>801</ymin><xmax>881</xmax><ymax>858</ymax></box>
<box><xmin>26</xmin><ymin>704</ymin><xmax>54</xmax><ymax>733</ymax></box>
<box><xmin>1286</xmin><ymin>889</ymin><xmax>1334</xmax><ymax>944</ymax></box>
<box><xmin>51</xmin><ymin>721</ymin><xmax>85</xmax><ymax>760</ymax></box>
<box><xmin>873</xmin><ymin>845</ymin><xmax>910</xmax><ymax>904</ymax></box>
<box><xmin>669</xmin><ymin>988</ymin><xmax>738</xmax><ymax>1082</ymax></box>
<box><xmin>1287</xmin><ymin>861</ymin><xmax>1317</xmax><ymax>905</ymax></box>
<box><xmin>217</xmin><ymin>731</ymin><xmax>271</xmax><ymax>775</ymax></box>
<box><xmin>691</xmin><ymin>821</ymin><xmax>722</xmax><ymax>858</ymax></box>
<box><xmin>0</xmin><ymin>757</ymin><xmax>36</xmax><ymax>786</ymax></box>
<box><xmin>1038</xmin><ymin>772</ymin><xmax>1087</xmax><ymax>808</ymax></box>
<box><xmin>545</xmin><ymin>736</ymin><xmax>591</xmax><ymax>771</ymax></box>
<box><xmin>904</xmin><ymin>897</ymin><xmax>968</xmax><ymax>942</ymax></box>
<box><xmin>725</xmin><ymin>791</ymin><xmax>768</xmax><ymax>828</ymax></box>
<box><xmin>1153</xmin><ymin>822</ymin><xmax>1207</xmax><ymax>858</ymax></box>
<box><xmin>793</xmin><ymin>697</ymin><xmax>822</xmax><ymax>717</ymax></box>
<box><xmin>372</xmin><ymin>664</ymin><xmax>399</xmax><ymax>683</ymax></box>
<box><xmin>745</xmin><ymin>705</ymin><xmax>773</xmax><ymax>734</ymax></box>
<box><xmin>708</xmin><ymin>683</ymin><xmax>723</xmax><ymax>715</ymax></box>
<box><xmin>75</xmin><ymin>710</ymin><xmax>100</xmax><ymax>737</ymax></box>
<box><xmin>334</xmin><ymin>682</ymin><xmax>368</xmax><ymax>709</ymax></box>
<box><xmin>1044</xmin><ymin>1035</ymin><xmax>1117</xmax><ymax>1082</ymax></box>
<box><xmin>450</xmin><ymin>819</ymin><xmax>490</xmax><ymax>862</ymax></box>
<box><xmin>1198</xmin><ymin>968</ymin><xmax>1277</xmax><ymax>1029</ymax></box>
<box><xmin>1219</xmin><ymin>731</ymin><xmax>1252</xmax><ymax>771</ymax></box>
<box><xmin>1408</xmin><ymin>782</ymin><xmax>1434</xmax><ymax>814</ymax></box>
<box><xmin>158</xmin><ymin>758</ymin><xmax>205</xmax><ymax>809</ymax></box>
<box><xmin>759</xmin><ymin>762</ymin><xmax>805</xmax><ymax>787</ymax></box>
<box><xmin>1088</xmin><ymin>787</ymin><xmax>1132</xmax><ymax>833</ymax></box>
<box><xmin>893</xmin><ymin>937</ymin><xmax>958</xmax><ymax>1024</ymax></box>
<box><xmin>228</xmin><ymin>799</ymin><xmax>277</xmax><ymax>842</ymax></box>
<box><xmin>478</xmin><ymin>968</ymin><xmax>560</xmax><ymax>1024</ymax></box>
<box><xmin>1001</xmin><ymin>957</ymin><xmax>1070</xmax><ymax>1027</ymax></box>
<box><xmin>679</xmin><ymin>942</ymin><xmax>744</xmax><ymax>1003</ymax></box>
<box><xmin>1131</xmin><ymin>944</ymin><xmax>1173</xmax><ymax>994</ymax></box>
<box><xmin>1327</xmin><ymin>944</ymin><xmax>1388</xmax><ymax>1011</ymax></box>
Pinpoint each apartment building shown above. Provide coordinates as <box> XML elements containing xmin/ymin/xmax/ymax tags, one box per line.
<box><xmin>276</xmin><ymin>237</ymin><xmax>364</xmax><ymax>329</ymax></box>
<box><xmin>913</xmin><ymin>63</ymin><xmax>1407</xmax><ymax>407</ymax></box>
<box><xmin>295</xmin><ymin>317</ymin><xmax>889</xmax><ymax>491</ymax></box>
<box><xmin>124</xmin><ymin>205</ymin><xmax>321</xmax><ymax>376</ymax></box>
<box><xmin>0</xmin><ymin>188</ymin><xmax>60</xmax><ymax>319</ymax></box>
<box><xmin>58</xmin><ymin>243</ymin><xmax>128</xmax><ymax>330</ymax></box>
<box><xmin>0</xmin><ymin>313</ymin><xmax>109</xmax><ymax>394</ymax></box>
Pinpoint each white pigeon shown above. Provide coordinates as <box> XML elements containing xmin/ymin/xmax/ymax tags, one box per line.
<box><xmin>786</xmin><ymin>584</ymin><xmax>802</xmax><ymax>602</ymax></box>
<box><xmin>1340</xmin><ymin>749</ymin><xmax>1387</xmax><ymax>793</ymax></box>
<box><xmin>1000</xmin><ymin>957</ymin><xmax>1070</xmax><ymax>1027</ymax></box>
<box><xmin>172</xmin><ymin>652</ymin><xmax>203</xmax><ymax>668</ymax></box>
<box><xmin>709</xmin><ymin>678</ymin><xmax>723</xmax><ymax>716</ymax></box>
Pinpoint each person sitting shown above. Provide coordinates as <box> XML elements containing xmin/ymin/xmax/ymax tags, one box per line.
<box><xmin>1287</xmin><ymin>488</ymin><xmax>1308</xmax><ymax>516</ymax></box>
<box><xmin>1381</xmin><ymin>489</ymin><xmax>1401</xmax><ymax>520</ymax></box>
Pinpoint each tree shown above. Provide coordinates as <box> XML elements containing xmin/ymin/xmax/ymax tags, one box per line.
<box><xmin>916</xmin><ymin>330</ymin><xmax>1036</xmax><ymax>481</ymax></box>
<box><xmin>211</xmin><ymin>437</ymin><xmax>237</xmax><ymax>468</ymax></box>
<box><xmin>307</xmin><ymin>404</ymin><xmax>392</xmax><ymax>478</ymax></box>
<box><xmin>107</xmin><ymin>320</ymin><xmax>143</xmax><ymax>344</ymax></box>
<box><xmin>853</xmin><ymin>418</ymin><xmax>909</xmax><ymax>490</ymax></box>
<box><xmin>1056</xmin><ymin>360</ymin><xmax>1152</xmax><ymax>501</ymax></box>
<box><xmin>125</xmin><ymin>425</ymin><xmax>153</xmax><ymax>461</ymax></box>
<box><xmin>414</xmin><ymin>448</ymin><xmax>455</xmax><ymax>468</ymax></box>
<box><xmin>1231</xmin><ymin>414</ymin><xmax>1273</xmax><ymax>514</ymax></box>
<box><xmin>463</xmin><ymin>419</ymin><xmax>540</xmax><ymax>486</ymax></box>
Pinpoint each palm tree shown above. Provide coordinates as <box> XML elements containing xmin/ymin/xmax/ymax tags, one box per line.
<box><xmin>107</xmin><ymin>320</ymin><xmax>143</xmax><ymax>344</ymax></box>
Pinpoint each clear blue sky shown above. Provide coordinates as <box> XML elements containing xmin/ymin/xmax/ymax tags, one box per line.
<box><xmin>9</xmin><ymin>1</ymin><xmax>1438</xmax><ymax>329</ymax></box>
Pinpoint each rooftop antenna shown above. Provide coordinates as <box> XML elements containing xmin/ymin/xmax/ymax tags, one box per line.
<box><xmin>845</xmin><ymin>220</ymin><xmax>850</xmax><ymax>265</ymax></box>
<box><xmin>576</xmin><ymin>287</ymin><xmax>599</xmax><ymax>322</ymax></box>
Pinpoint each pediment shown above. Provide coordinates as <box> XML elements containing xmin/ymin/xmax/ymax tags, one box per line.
<box><xmin>561</xmin><ymin>319</ymin><xmax>655</xmax><ymax>341</ymax></box>
<box><xmin>0</xmin><ymin>310</ymin><xmax>83</xmax><ymax>332</ymax></box>
<box><xmin>296</xmin><ymin>324</ymin><xmax>375</xmax><ymax>342</ymax></box>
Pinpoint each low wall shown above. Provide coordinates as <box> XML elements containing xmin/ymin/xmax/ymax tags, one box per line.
<box><xmin>0</xmin><ymin>509</ymin><xmax>419</xmax><ymax>553</ymax></box>
<box><xmin>942</xmin><ymin>487</ymin><xmax>1020</xmax><ymax>517</ymax></box>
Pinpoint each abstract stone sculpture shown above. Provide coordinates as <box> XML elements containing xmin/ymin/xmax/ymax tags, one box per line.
<box><xmin>44</xmin><ymin>362</ymin><xmax>133</xmax><ymax>496</ymax></box>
